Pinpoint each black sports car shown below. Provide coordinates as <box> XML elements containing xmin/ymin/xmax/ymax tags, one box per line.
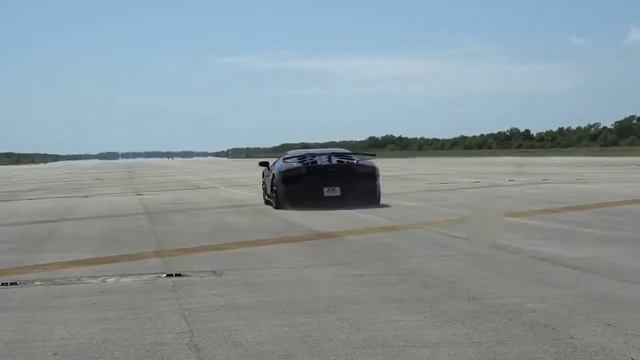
<box><xmin>259</xmin><ymin>148</ymin><xmax>381</xmax><ymax>209</ymax></box>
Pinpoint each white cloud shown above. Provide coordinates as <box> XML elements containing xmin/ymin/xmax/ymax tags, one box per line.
<box><xmin>622</xmin><ymin>26</ymin><xmax>640</xmax><ymax>46</ymax></box>
<box><xmin>570</xmin><ymin>36</ymin><xmax>588</xmax><ymax>46</ymax></box>
<box><xmin>211</xmin><ymin>50</ymin><xmax>579</xmax><ymax>96</ymax></box>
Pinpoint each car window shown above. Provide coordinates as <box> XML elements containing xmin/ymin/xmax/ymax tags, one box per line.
<box><xmin>272</xmin><ymin>156</ymin><xmax>284</xmax><ymax>168</ymax></box>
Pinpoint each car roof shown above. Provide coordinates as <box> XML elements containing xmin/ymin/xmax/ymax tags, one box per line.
<box><xmin>284</xmin><ymin>148</ymin><xmax>351</xmax><ymax>156</ymax></box>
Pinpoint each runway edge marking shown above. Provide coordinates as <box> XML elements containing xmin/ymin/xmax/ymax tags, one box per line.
<box><xmin>1</xmin><ymin>198</ymin><xmax>639</xmax><ymax>277</ymax></box>
<box><xmin>504</xmin><ymin>198</ymin><xmax>640</xmax><ymax>218</ymax></box>
<box><xmin>0</xmin><ymin>218</ymin><xmax>463</xmax><ymax>277</ymax></box>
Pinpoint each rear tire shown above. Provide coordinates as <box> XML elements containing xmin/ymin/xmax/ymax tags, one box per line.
<box><xmin>368</xmin><ymin>188</ymin><xmax>381</xmax><ymax>206</ymax></box>
<box><xmin>270</xmin><ymin>178</ymin><xmax>284</xmax><ymax>209</ymax></box>
<box><xmin>262</xmin><ymin>182</ymin><xmax>270</xmax><ymax>205</ymax></box>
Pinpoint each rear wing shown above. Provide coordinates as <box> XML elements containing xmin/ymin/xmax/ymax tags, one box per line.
<box><xmin>282</xmin><ymin>152</ymin><xmax>376</xmax><ymax>165</ymax></box>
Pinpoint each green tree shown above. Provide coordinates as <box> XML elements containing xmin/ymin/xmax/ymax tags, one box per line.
<box><xmin>621</xmin><ymin>135</ymin><xmax>639</xmax><ymax>146</ymax></box>
<box><xmin>613</xmin><ymin>116</ymin><xmax>637</xmax><ymax>140</ymax></box>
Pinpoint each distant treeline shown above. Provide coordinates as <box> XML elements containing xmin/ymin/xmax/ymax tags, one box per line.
<box><xmin>212</xmin><ymin>114</ymin><xmax>639</xmax><ymax>158</ymax></box>
<box><xmin>119</xmin><ymin>151</ymin><xmax>218</xmax><ymax>159</ymax></box>
<box><xmin>0</xmin><ymin>151</ymin><xmax>219</xmax><ymax>165</ymax></box>
<box><xmin>2</xmin><ymin>114</ymin><xmax>639</xmax><ymax>165</ymax></box>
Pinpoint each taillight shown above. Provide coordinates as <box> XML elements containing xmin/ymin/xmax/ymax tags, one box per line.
<box><xmin>355</xmin><ymin>166</ymin><xmax>378</xmax><ymax>175</ymax></box>
<box><xmin>282</xmin><ymin>167</ymin><xmax>306</xmax><ymax>178</ymax></box>
<box><xmin>280</xmin><ymin>167</ymin><xmax>306</xmax><ymax>185</ymax></box>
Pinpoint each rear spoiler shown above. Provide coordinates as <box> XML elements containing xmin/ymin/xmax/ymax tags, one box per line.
<box><xmin>282</xmin><ymin>152</ymin><xmax>376</xmax><ymax>164</ymax></box>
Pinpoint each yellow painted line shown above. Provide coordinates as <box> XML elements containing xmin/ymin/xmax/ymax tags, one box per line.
<box><xmin>1</xmin><ymin>198</ymin><xmax>639</xmax><ymax>277</ymax></box>
<box><xmin>504</xmin><ymin>198</ymin><xmax>640</xmax><ymax>219</ymax></box>
<box><xmin>0</xmin><ymin>217</ymin><xmax>464</xmax><ymax>277</ymax></box>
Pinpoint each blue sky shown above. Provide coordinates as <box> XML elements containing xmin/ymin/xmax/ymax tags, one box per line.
<box><xmin>1</xmin><ymin>0</ymin><xmax>639</xmax><ymax>153</ymax></box>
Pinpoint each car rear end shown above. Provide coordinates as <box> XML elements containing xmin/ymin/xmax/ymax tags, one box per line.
<box><xmin>277</xmin><ymin>152</ymin><xmax>380</xmax><ymax>207</ymax></box>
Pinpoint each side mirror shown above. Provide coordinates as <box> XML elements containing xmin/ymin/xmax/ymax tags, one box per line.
<box><xmin>258</xmin><ymin>161</ymin><xmax>270</xmax><ymax>168</ymax></box>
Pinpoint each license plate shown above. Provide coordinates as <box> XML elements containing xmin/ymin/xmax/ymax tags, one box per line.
<box><xmin>323</xmin><ymin>186</ymin><xmax>341</xmax><ymax>197</ymax></box>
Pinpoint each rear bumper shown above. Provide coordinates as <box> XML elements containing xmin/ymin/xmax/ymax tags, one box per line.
<box><xmin>278</xmin><ymin>174</ymin><xmax>379</xmax><ymax>205</ymax></box>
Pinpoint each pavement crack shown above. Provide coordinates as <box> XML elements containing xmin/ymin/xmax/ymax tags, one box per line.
<box><xmin>126</xmin><ymin>165</ymin><xmax>204</xmax><ymax>360</ymax></box>
<box><xmin>0</xmin><ymin>203</ymin><xmax>259</xmax><ymax>227</ymax></box>
<box><xmin>0</xmin><ymin>270</ymin><xmax>221</xmax><ymax>289</ymax></box>
<box><xmin>127</xmin><ymin>165</ymin><xmax>171</xmax><ymax>266</ymax></box>
<box><xmin>494</xmin><ymin>243</ymin><xmax>640</xmax><ymax>286</ymax></box>
<box><xmin>170</xmin><ymin>279</ymin><xmax>204</xmax><ymax>360</ymax></box>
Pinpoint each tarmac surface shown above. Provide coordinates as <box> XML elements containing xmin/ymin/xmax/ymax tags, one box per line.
<box><xmin>1</xmin><ymin>157</ymin><xmax>640</xmax><ymax>359</ymax></box>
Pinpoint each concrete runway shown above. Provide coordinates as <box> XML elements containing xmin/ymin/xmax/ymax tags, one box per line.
<box><xmin>1</xmin><ymin>157</ymin><xmax>640</xmax><ymax>359</ymax></box>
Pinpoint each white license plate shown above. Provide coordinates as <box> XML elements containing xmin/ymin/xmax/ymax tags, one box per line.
<box><xmin>323</xmin><ymin>186</ymin><xmax>341</xmax><ymax>197</ymax></box>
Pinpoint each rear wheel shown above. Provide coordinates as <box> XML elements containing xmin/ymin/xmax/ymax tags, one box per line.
<box><xmin>368</xmin><ymin>188</ymin><xmax>381</xmax><ymax>206</ymax></box>
<box><xmin>262</xmin><ymin>182</ymin><xmax>270</xmax><ymax>205</ymax></box>
<box><xmin>270</xmin><ymin>178</ymin><xmax>284</xmax><ymax>209</ymax></box>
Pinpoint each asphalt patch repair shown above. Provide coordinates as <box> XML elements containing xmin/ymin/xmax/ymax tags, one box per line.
<box><xmin>0</xmin><ymin>198</ymin><xmax>639</xmax><ymax>278</ymax></box>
